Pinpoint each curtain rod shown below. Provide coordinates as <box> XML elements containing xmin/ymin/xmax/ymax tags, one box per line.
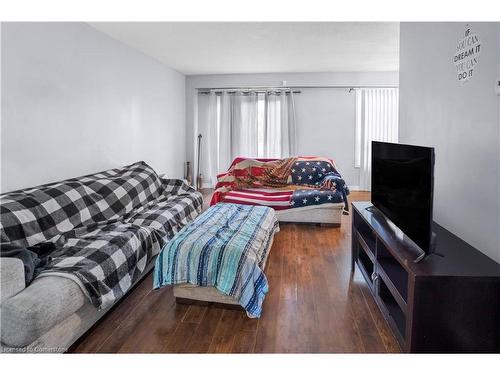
<box><xmin>197</xmin><ymin>87</ymin><xmax>301</xmax><ymax>94</ymax></box>
<box><xmin>197</xmin><ymin>86</ymin><xmax>398</xmax><ymax>89</ymax></box>
<box><xmin>197</xmin><ymin>85</ymin><xmax>398</xmax><ymax>94</ymax></box>
<box><xmin>198</xmin><ymin>90</ymin><xmax>301</xmax><ymax>95</ymax></box>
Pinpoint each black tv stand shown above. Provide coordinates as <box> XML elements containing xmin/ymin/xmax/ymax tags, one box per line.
<box><xmin>352</xmin><ymin>201</ymin><xmax>500</xmax><ymax>353</ymax></box>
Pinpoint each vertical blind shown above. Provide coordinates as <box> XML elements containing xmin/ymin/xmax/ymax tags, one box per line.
<box><xmin>356</xmin><ymin>88</ymin><xmax>399</xmax><ymax>190</ymax></box>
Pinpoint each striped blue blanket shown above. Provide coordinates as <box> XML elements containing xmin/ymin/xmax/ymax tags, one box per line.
<box><xmin>153</xmin><ymin>203</ymin><xmax>279</xmax><ymax>318</ymax></box>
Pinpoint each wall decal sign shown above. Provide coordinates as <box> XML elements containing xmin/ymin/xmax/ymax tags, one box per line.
<box><xmin>453</xmin><ymin>25</ymin><xmax>481</xmax><ymax>85</ymax></box>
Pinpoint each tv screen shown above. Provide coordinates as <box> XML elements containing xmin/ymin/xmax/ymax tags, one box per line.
<box><xmin>371</xmin><ymin>141</ymin><xmax>435</xmax><ymax>254</ymax></box>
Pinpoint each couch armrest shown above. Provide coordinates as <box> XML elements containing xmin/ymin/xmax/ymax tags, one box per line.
<box><xmin>0</xmin><ymin>258</ymin><xmax>26</xmax><ymax>303</ymax></box>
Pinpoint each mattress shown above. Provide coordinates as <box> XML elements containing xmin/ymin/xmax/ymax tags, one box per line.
<box><xmin>219</xmin><ymin>187</ymin><xmax>345</xmax><ymax>211</ymax></box>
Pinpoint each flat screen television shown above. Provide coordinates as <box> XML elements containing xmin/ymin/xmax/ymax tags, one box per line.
<box><xmin>371</xmin><ymin>141</ymin><xmax>435</xmax><ymax>255</ymax></box>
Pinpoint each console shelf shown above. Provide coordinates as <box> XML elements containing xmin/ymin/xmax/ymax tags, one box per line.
<box><xmin>379</xmin><ymin>277</ymin><xmax>406</xmax><ymax>341</ymax></box>
<box><xmin>377</xmin><ymin>260</ymin><xmax>407</xmax><ymax>310</ymax></box>
<box><xmin>351</xmin><ymin>201</ymin><xmax>500</xmax><ymax>353</ymax></box>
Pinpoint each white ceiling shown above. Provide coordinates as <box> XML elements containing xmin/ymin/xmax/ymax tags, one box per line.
<box><xmin>89</xmin><ymin>22</ymin><xmax>399</xmax><ymax>75</ymax></box>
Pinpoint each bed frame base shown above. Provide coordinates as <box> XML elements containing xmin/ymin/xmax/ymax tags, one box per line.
<box><xmin>176</xmin><ymin>297</ymin><xmax>244</xmax><ymax>311</ymax></box>
<box><xmin>275</xmin><ymin>204</ymin><xmax>344</xmax><ymax>225</ymax></box>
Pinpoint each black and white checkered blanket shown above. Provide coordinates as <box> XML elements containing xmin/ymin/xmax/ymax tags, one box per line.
<box><xmin>0</xmin><ymin>161</ymin><xmax>203</xmax><ymax>309</ymax></box>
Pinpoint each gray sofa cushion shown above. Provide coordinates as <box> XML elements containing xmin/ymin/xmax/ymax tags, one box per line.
<box><xmin>0</xmin><ymin>275</ymin><xmax>87</xmax><ymax>347</ymax></box>
<box><xmin>0</xmin><ymin>258</ymin><xmax>25</xmax><ymax>303</ymax></box>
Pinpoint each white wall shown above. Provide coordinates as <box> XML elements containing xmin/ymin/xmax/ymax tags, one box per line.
<box><xmin>1</xmin><ymin>22</ymin><xmax>186</xmax><ymax>192</ymax></box>
<box><xmin>187</xmin><ymin>72</ymin><xmax>399</xmax><ymax>188</ymax></box>
<box><xmin>399</xmin><ymin>22</ymin><xmax>500</xmax><ymax>263</ymax></box>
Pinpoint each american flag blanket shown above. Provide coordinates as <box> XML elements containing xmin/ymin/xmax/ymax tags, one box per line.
<box><xmin>153</xmin><ymin>203</ymin><xmax>279</xmax><ymax>318</ymax></box>
<box><xmin>210</xmin><ymin>157</ymin><xmax>350</xmax><ymax>212</ymax></box>
<box><xmin>0</xmin><ymin>161</ymin><xmax>203</xmax><ymax>309</ymax></box>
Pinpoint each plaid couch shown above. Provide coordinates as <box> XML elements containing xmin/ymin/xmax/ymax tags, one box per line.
<box><xmin>0</xmin><ymin>161</ymin><xmax>203</xmax><ymax>310</ymax></box>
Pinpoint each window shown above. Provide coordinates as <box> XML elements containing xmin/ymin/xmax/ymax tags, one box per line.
<box><xmin>355</xmin><ymin>88</ymin><xmax>399</xmax><ymax>190</ymax></box>
<box><xmin>212</xmin><ymin>91</ymin><xmax>294</xmax><ymax>160</ymax></box>
<box><xmin>216</xmin><ymin>93</ymin><xmax>269</xmax><ymax>158</ymax></box>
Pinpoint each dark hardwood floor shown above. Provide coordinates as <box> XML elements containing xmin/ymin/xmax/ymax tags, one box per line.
<box><xmin>70</xmin><ymin>190</ymin><xmax>400</xmax><ymax>353</ymax></box>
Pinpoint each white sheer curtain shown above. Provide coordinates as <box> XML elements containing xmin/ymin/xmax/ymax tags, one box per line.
<box><xmin>202</xmin><ymin>89</ymin><xmax>296</xmax><ymax>187</ymax></box>
<box><xmin>204</xmin><ymin>92</ymin><xmax>219</xmax><ymax>187</ymax></box>
<box><xmin>265</xmin><ymin>91</ymin><xmax>296</xmax><ymax>158</ymax></box>
<box><xmin>357</xmin><ymin>88</ymin><xmax>399</xmax><ymax>190</ymax></box>
<box><xmin>231</xmin><ymin>92</ymin><xmax>259</xmax><ymax>158</ymax></box>
<box><xmin>218</xmin><ymin>91</ymin><xmax>232</xmax><ymax>174</ymax></box>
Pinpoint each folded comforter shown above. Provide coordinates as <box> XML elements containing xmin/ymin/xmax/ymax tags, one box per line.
<box><xmin>153</xmin><ymin>203</ymin><xmax>279</xmax><ymax>318</ymax></box>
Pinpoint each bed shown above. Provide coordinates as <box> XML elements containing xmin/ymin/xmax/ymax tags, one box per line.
<box><xmin>210</xmin><ymin>156</ymin><xmax>349</xmax><ymax>225</ymax></box>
